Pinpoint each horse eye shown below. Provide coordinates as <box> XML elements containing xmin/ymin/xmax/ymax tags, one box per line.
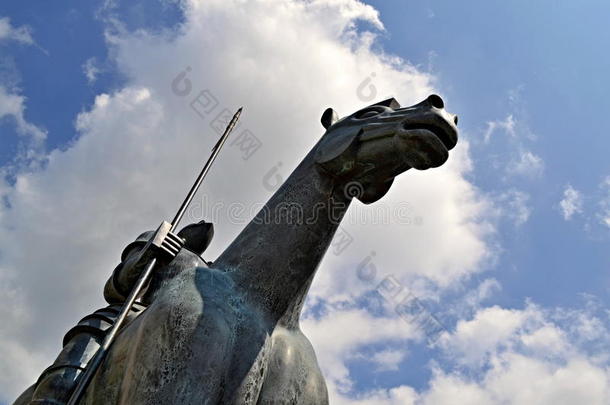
<box><xmin>355</xmin><ymin>107</ymin><xmax>383</xmax><ymax>119</ymax></box>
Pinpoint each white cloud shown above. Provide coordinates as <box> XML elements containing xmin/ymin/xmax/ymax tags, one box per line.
<box><xmin>0</xmin><ymin>85</ymin><xmax>47</xmax><ymax>170</ymax></box>
<box><xmin>494</xmin><ymin>189</ymin><xmax>531</xmax><ymax>226</ymax></box>
<box><xmin>556</xmin><ymin>177</ymin><xmax>610</xmax><ymax>230</ymax></box>
<box><xmin>416</xmin><ymin>302</ymin><xmax>610</xmax><ymax>405</ymax></box>
<box><xmin>368</xmin><ymin>348</ymin><xmax>408</xmax><ymax>372</ymax></box>
<box><xmin>483</xmin><ymin>114</ymin><xmax>516</xmax><ymax>143</ymax></box>
<box><xmin>82</xmin><ymin>57</ymin><xmax>101</xmax><ymax>84</ymax></box>
<box><xmin>420</xmin><ymin>355</ymin><xmax>610</xmax><ymax>405</ymax></box>
<box><xmin>302</xmin><ymin>301</ymin><xmax>422</xmax><ymax>404</ymax></box>
<box><xmin>328</xmin><ymin>382</ymin><xmax>418</xmax><ymax>405</ymax></box>
<box><xmin>520</xmin><ymin>325</ymin><xmax>567</xmax><ymax>355</ymax></box>
<box><xmin>302</xmin><ymin>305</ymin><xmax>418</xmax><ymax>391</ymax></box>
<box><xmin>420</xmin><ymin>371</ymin><xmax>494</xmax><ymax>405</ymax></box>
<box><xmin>0</xmin><ymin>86</ymin><xmax>45</xmax><ymax>142</ymax></box>
<box><xmin>560</xmin><ymin>184</ymin><xmax>583</xmax><ymax>220</ymax></box>
<box><xmin>439</xmin><ymin>305</ymin><xmax>530</xmax><ymax>366</ymax></box>
<box><xmin>481</xmin><ymin>107</ymin><xmax>544</xmax><ymax>181</ymax></box>
<box><xmin>318</xmin><ymin>299</ymin><xmax>610</xmax><ymax>405</ymax></box>
<box><xmin>0</xmin><ymin>0</ymin><xmax>494</xmax><ymax>401</ymax></box>
<box><xmin>597</xmin><ymin>176</ymin><xmax>610</xmax><ymax>228</ymax></box>
<box><xmin>0</xmin><ymin>16</ymin><xmax>34</xmax><ymax>45</ymax></box>
<box><xmin>459</xmin><ymin>278</ymin><xmax>501</xmax><ymax>313</ymax></box>
<box><xmin>507</xmin><ymin>149</ymin><xmax>544</xmax><ymax>178</ymax></box>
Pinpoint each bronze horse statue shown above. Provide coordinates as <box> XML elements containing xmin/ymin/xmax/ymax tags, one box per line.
<box><xmin>16</xmin><ymin>95</ymin><xmax>457</xmax><ymax>404</ymax></box>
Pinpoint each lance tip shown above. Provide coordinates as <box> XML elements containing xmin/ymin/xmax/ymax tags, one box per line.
<box><xmin>231</xmin><ymin>107</ymin><xmax>243</xmax><ymax>122</ymax></box>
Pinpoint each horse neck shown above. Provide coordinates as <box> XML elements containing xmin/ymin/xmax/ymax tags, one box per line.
<box><xmin>214</xmin><ymin>149</ymin><xmax>350</xmax><ymax>323</ymax></box>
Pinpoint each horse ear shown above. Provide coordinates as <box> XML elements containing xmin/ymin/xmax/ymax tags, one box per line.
<box><xmin>321</xmin><ymin>108</ymin><xmax>339</xmax><ymax>129</ymax></box>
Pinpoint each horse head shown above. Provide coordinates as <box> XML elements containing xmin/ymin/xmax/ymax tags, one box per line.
<box><xmin>315</xmin><ymin>95</ymin><xmax>458</xmax><ymax>203</ymax></box>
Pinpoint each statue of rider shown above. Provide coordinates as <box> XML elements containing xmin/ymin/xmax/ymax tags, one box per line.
<box><xmin>23</xmin><ymin>220</ymin><xmax>214</xmax><ymax>405</ymax></box>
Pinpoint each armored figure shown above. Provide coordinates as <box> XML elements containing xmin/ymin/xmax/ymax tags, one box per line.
<box><xmin>20</xmin><ymin>220</ymin><xmax>214</xmax><ymax>405</ymax></box>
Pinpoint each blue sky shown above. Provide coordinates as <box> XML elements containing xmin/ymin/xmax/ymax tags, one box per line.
<box><xmin>369</xmin><ymin>0</ymin><xmax>610</xmax><ymax>305</ymax></box>
<box><xmin>1</xmin><ymin>1</ymin><xmax>609</xmax><ymax>404</ymax></box>
<box><xmin>0</xmin><ymin>0</ymin><xmax>184</xmax><ymax>163</ymax></box>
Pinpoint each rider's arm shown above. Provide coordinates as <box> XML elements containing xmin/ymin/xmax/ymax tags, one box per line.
<box><xmin>103</xmin><ymin>222</ymin><xmax>184</xmax><ymax>303</ymax></box>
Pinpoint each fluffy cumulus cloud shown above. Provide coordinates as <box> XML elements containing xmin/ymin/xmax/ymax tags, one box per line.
<box><xmin>0</xmin><ymin>86</ymin><xmax>46</xmax><ymax>145</ymax></box>
<box><xmin>303</xmin><ymin>304</ymin><xmax>419</xmax><ymax>392</ymax></box>
<box><xmin>0</xmin><ymin>16</ymin><xmax>34</xmax><ymax>45</ymax></box>
<box><xmin>560</xmin><ymin>184</ymin><xmax>583</xmax><ymax>220</ymax></box>
<box><xmin>369</xmin><ymin>348</ymin><xmax>408</xmax><ymax>372</ymax></box>
<box><xmin>419</xmin><ymin>302</ymin><xmax>610</xmax><ymax>405</ymax></box>
<box><xmin>82</xmin><ymin>57</ymin><xmax>101</xmax><ymax>85</ymax></box>
<box><xmin>309</xmin><ymin>297</ymin><xmax>610</xmax><ymax>404</ymax></box>
<box><xmin>312</xmin><ymin>298</ymin><xmax>610</xmax><ymax>405</ymax></box>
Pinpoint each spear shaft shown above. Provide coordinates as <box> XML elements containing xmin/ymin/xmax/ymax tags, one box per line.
<box><xmin>67</xmin><ymin>107</ymin><xmax>242</xmax><ymax>405</ymax></box>
<box><xmin>171</xmin><ymin>107</ymin><xmax>242</xmax><ymax>231</ymax></box>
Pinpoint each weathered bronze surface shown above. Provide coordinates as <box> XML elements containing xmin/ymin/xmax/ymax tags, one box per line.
<box><xmin>15</xmin><ymin>95</ymin><xmax>458</xmax><ymax>404</ymax></box>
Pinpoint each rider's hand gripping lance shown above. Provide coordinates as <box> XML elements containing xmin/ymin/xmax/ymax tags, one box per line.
<box><xmin>67</xmin><ymin>107</ymin><xmax>243</xmax><ymax>405</ymax></box>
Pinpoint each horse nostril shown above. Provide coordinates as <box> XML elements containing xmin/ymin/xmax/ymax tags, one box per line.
<box><xmin>453</xmin><ymin>115</ymin><xmax>458</xmax><ymax>125</ymax></box>
<box><xmin>427</xmin><ymin>94</ymin><xmax>444</xmax><ymax>109</ymax></box>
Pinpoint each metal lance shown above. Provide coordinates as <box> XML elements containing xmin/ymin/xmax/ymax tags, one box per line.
<box><xmin>67</xmin><ymin>107</ymin><xmax>243</xmax><ymax>405</ymax></box>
